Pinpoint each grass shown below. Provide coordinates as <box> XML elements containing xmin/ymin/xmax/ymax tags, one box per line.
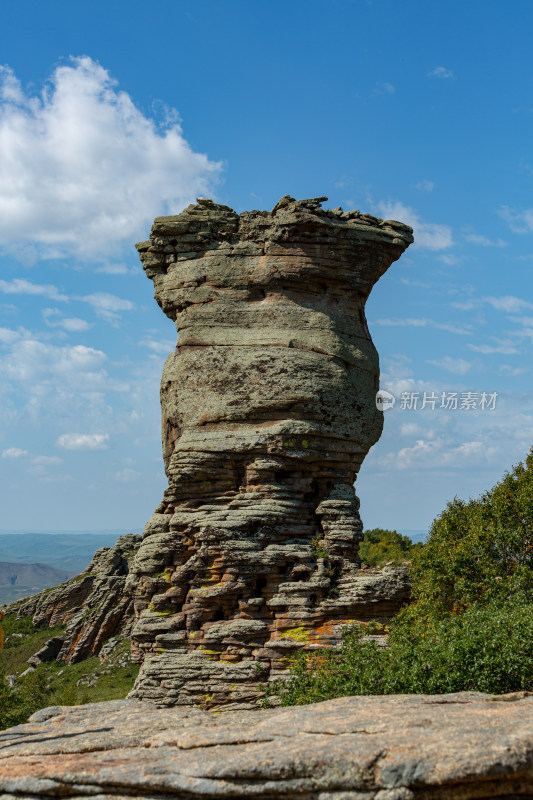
<box><xmin>0</xmin><ymin>614</ymin><xmax>66</xmax><ymax>675</ymax></box>
<box><xmin>0</xmin><ymin>613</ymin><xmax>140</xmax><ymax>729</ymax></box>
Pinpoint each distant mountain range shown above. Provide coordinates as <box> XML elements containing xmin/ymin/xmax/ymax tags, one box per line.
<box><xmin>0</xmin><ymin>562</ymin><xmax>74</xmax><ymax>606</ymax></box>
<box><xmin>0</xmin><ymin>531</ymin><xmax>141</xmax><ymax>607</ymax></box>
<box><xmin>0</xmin><ymin>531</ymin><xmax>140</xmax><ymax>573</ymax></box>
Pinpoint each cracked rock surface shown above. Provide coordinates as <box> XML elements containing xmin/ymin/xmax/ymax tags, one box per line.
<box><xmin>7</xmin><ymin>535</ymin><xmax>141</xmax><ymax>664</ymax></box>
<box><xmin>1</xmin><ymin>693</ymin><xmax>533</xmax><ymax>798</ymax></box>
<box><xmin>128</xmin><ymin>196</ymin><xmax>413</xmax><ymax>708</ymax></box>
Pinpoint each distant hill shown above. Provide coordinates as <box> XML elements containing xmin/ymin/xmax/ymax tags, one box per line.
<box><xmin>0</xmin><ymin>561</ymin><xmax>74</xmax><ymax>606</ymax></box>
<box><xmin>0</xmin><ymin>531</ymin><xmax>139</xmax><ymax>573</ymax></box>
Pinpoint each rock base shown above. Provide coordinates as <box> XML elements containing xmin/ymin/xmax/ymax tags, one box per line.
<box><xmin>2</xmin><ymin>693</ymin><xmax>533</xmax><ymax>798</ymax></box>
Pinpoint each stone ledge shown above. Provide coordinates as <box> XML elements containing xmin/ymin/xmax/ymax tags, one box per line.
<box><xmin>1</xmin><ymin>692</ymin><xmax>532</xmax><ymax>798</ymax></box>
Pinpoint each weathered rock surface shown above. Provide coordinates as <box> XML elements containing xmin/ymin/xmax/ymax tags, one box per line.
<box><xmin>1</xmin><ymin>693</ymin><xmax>533</xmax><ymax>798</ymax></box>
<box><xmin>128</xmin><ymin>196</ymin><xmax>413</xmax><ymax>707</ymax></box>
<box><xmin>27</xmin><ymin>636</ymin><xmax>64</xmax><ymax>667</ymax></box>
<box><xmin>6</xmin><ymin>535</ymin><xmax>141</xmax><ymax>664</ymax></box>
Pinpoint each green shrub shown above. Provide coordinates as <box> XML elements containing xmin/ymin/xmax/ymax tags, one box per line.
<box><xmin>359</xmin><ymin>528</ymin><xmax>422</xmax><ymax>566</ymax></box>
<box><xmin>265</xmin><ymin>596</ymin><xmax>533</xmax><ymax>706</ymax></box>
<box><xmin>409</xmin><ymin>447</ymin><xmax>533</xmax><ymax>617</ymax></box>
<box><xmin>265</xmin><ymin>448</ymin><xmax>533</xmax><ymax>706</ymax></box>
<box><xmin>0</xmin><ymin>669</ymin><xmax>50</xmax><ymax>729</ymax></box>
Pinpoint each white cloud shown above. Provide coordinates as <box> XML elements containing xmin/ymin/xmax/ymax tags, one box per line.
<box><xmin>2</xmin><ymin>447</ymin><xmax>27</xmax><ymax>458</ymax></box>
<box><xmin>59</xmin><ymin>317</ymin><xmax>91</xmax><ymax>332</ymax></box>
<box><xmin>139</xmin><ymin>338</ymin><xmax>175</xmax><ymax>354</ymax></box>
<box><xmin>0</xmin><ymin>278</ymin><xmax>67</xmax><ymax>302</ymax></box>
<box><xmin>0</xmin><ymin>327</ymin><xmax>23</xmax><ymax>344</ymax></box>
<box><xmin>376</xmin><ymin>82</ymin><xmax>395</xmax><ymax>94</ymax></box>
<box><xmin>114</xmin><ymin>467</ymin><xmax>141</xmax><ymax>482</ymax></box>
<box><xmin>427</xmin><ymin>356</ymin><xmax>472</xmax><ymax>375</ymax></box>
<box><xmin>499</xmin><ymin>206</ymin><xmax>533</xmax><ymax>234</ymax></box>
<box><xmin>399</xmin><ymin>422</ymin><xmax>423</xmax><ymax>436</ymax></box>
<box><xmin>0</xmin><ymin>57</ymin><xmax>222</xmax><ymax>263</ymax></box>
<box><xmin>56</xmin><ymin>432</ymin><xmax>109</xmax><ymax>450</ymax></box>
<box><xmin>499</xmin><ymin>364</ymin><xmax>528</xmax><ymax>376</ymax></box>
<box><xmin>397</xmin><ymin>439</ymin><xmax>440</xmax><ymax>469</ymax></box>
<box><xmin>463</xmin><ymin>232</ymin><xmax>507</xmax><ymax>247</ymax></box>
<box><xmin>95</xmin><ymin>263</ymin><xmax>131</xmax><ymax>275</ymax></box>
<box><xmin>79</xmin><ymin>292</ymin><xmax>134</xmax><ymax>322</ymax></box>
<box><xmin>374</xmin><ymin>317</ymin><xmax>472</xmax><ymax>335</ymax></box>
<box><xmin>428</xmin><ymin>66</ymin><xmax>454</xmax><ymax>79</ymax></box>
<box><xmin>438</xmin><ymin>253</ymin><xmax>461</xmax><ymax>265</ymax></box>
<box><xmin>2</xmin><ymin>339</ymin><xmax>108</xmax><ymax>383</ymax></box>
<box><xmin>42</xmin><ymin>309</ymin><xmax>91</xmax><ymax>332</ymax></box>
<box><xmin>483</xmin><ymin>295</ymin><xmax>533</xmax><ymax>313</ymax></box>
<box><xmin>415</xmin><ymin>179</ymin><xmax>434</xmax><ymax>192</ymax></box>
<box><xmin>468</xmin><ymin>343</ymin><xmax>518</xmax><ymax>354</ymax></box>
<box><xmin>31</xmin><ymin>455</ymin><xmax>62</xmax><ymax>465</ymax></box>
<box><xmin>375</xmin><ymin>201</ymin><xmax>453</xmax><ymax>250</ymax></box>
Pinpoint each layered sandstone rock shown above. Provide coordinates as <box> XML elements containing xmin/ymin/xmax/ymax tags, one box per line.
<box><xmin>2</xmin><ymin>693</ymin><xmax>533</xmax><ymax>798</ymax></box>
<box><xmin>7</xmin><ymin>534</ymin><xmax>141</xmax><ymax>664</ymax></box>
<box><xmin>128</xmin><ymin>196</ymin><xmax>413</xmax><ymax>707</ymax></box>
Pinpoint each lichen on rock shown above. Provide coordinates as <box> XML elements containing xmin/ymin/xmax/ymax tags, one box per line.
<box><xmin>128</xmin><ymin>196</ymin><xmax>413</xmax><ymax>708</ymax></box>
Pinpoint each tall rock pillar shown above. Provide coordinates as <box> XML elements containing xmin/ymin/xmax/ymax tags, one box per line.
<box><xmin>128</xmin><ymin>196</ymin><xmax>413</xmax><ymax>708</ymax></box>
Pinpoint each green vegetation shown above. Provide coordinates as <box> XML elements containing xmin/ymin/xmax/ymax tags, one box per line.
<box><xmin>264</xmin><ymin>448</ymin><xmax>533</xmax><ymax>706</ymax></box>
<box><xmin>0</xmin><ymin>616</ymin><xmax>139</xmax><ymax>730</ymax></box>
<box><xmin>359</xmin><ymin>528</ymin><xmax>423</xmax><ymax>566</ymax></box>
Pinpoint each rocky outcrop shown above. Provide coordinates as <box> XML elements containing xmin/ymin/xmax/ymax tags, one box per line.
<box><xmin>128</xmin><ymin>196</ymin><xmax>413</xmax><ymax>707</ymax></box>
<box><xmin>27</xmin><ymin>636</ymin><xmax>64</xmax><ymax>667</ymax></box>
<box><xmin>7</xmin><ymin>534</ymin><xmax>141</xmax><ymax>664</ymax></box>
<box><xmin>2</xmin><ymin>692</ymin><xmax>533</xmax><ymax>798</ymax></box>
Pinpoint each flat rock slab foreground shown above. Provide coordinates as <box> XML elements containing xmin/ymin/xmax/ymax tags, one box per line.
<box><xmin>1</xmin><ymin>693</ymin><xmax>533</xmax><ymax>799</ymax></box>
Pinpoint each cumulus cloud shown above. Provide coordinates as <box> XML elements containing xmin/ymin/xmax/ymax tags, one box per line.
<box><xmin>415</xmin><ymin>179</ymin><xmax>434</xmax><ymax>192</ymax></box>
<box><xmin>375</xmin><ymin>201</ymin><xmax>453</xmax><ymax>250</ymax></box>
<box><xmin>0</xmin><ymin>57</ymin><xmax>222</xmax><ymax>263</ymax></box>
<box><xmin>0</xmin><ymin>278</ymin><xmax>67</xmax><ymax>302</ymax></box>
<box><xmin>56</xmin><ymin>432</ymin><xmax>109</xmax><ymax>450</ymax></box>
<box><xmin>0</xmin><ymin>327</ymin><xmax>23</xmax><ymax>344</ymax></box>
<box><xmin>428</xmin><ymin>66</ymin><xmax>454</xmax><ymax>79</ymax></box>
<box><xmin>2</xmin><ymin>447</ymin><xmax>27</xmax><ymax>458</ymax></box>
<box><xmin>2</xmin><ymin>339</ymin><xmax>107</xmax><ymax>383</ymax></box>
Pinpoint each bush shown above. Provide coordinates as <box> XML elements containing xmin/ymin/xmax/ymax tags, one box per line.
<box><xmin>265</xmin><ymin>596</ymin><xmax>533</xmax><ymax>706</ymax></box>
<box><xmin>409</xmin><ymin>447</ymin><xmax>533</xmax><ymax>617</ymax></box>
<box><xmin>265</xmin><ymin>448</ymin><xmax>533</xmax><ymax>706</ymax></box>
<box><xmin>0</xmin><ymin>669</ymin><xmax>50</xmax><ymax>729</ymax></box>
<box><xmin>359</xmin><ymin>528</ymin><xmax>422</xmax><ymax>566</ymax></box>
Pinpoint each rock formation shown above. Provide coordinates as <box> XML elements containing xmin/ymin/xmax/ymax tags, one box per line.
<box><xmin>2</xmin><ymin>693</ymin><xmax>533</xmax><ymax>798</ymax></box>
<box><xmin>128</xmin><ymin>196</ymin><xmax>413</xmax><ymax>708</ymax></box>
<box><xmin>7</xmin><ymin>534</ymin><xmax>141</xmax><ymax>664</ymax></box>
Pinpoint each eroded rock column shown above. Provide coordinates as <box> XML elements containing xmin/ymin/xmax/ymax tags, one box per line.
<box><xmin>128</xmin><ymin>196</ymin><xmax>413</xmax><ymax>708</ymax></box>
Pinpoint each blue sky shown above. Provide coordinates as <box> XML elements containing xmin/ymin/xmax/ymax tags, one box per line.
<box><xmin>0</xmin><ymin>0</ymin><xmax>532</xmax><ymax>534</ymax></box>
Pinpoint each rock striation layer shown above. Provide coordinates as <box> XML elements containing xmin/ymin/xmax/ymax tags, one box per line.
<box><xmin>2</xmin><ymin>693</ymin><xmax>533</xmax><ymax>798</ymax></box>
<box><xmin>7</xmin><ymin>534</ymin><xmax>141</xmax><ymax>664</ymax></box>
<box><xmin>128</xmin><ymin>196</ymin><xmax>413</xmax><ymax>707</ymax></box>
